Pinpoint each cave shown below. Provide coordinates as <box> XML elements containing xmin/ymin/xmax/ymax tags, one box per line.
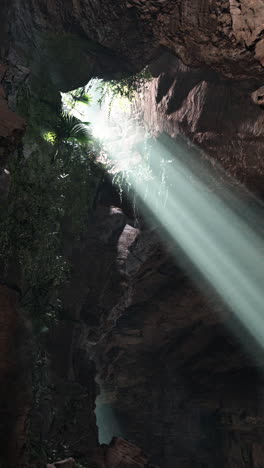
<box><xmin>1</xmin><ymin>2</ymin><xmax>264</xmax><ymax>468</ymax></box>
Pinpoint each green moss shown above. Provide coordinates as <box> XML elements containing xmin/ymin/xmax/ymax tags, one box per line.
<box><xmin>4</xmin><ymin>70</ymin><xmax>105</xmax><ymax>330</ymax></box>
<box><xmin>0</xmin><ymin>141</ymin><xmax>104</xmax><ymax>328</ymax></box>
<box><xmin>9</xmin><ymin>32</ymin><xmax>109</xmax><ymax>468</ymax></box>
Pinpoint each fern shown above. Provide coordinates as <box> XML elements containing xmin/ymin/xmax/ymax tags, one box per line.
<box><xmin>51</xmin><ymin>112</ymin><xmax>92</xmax><ymax>145</ymax></box>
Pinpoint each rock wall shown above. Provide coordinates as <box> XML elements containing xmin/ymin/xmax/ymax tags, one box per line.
<box><xmin>90</xmin><ymin>51</ymin><xmax>264</xmax><ymax>468</ymax></box>
<box><xmin>48</xmin><ymin>437</ymin><xmax>158</xmax><ymax>468</ymax></box>
<box><xmin>90</xmin><ymin>437</ymin><xmax>158</xmax><ymax>468</ymax></box>
<box><xmin>94</xmin><ymin>216</ymin><xmax>264</xmax><ymax>468</ymax></box>
<box><xmin>126</xmin><ymin>0</ymin><xmax>264</xmax><ymax>82</ymax></box>
<box><xmin>0</xmin><ymin>285</ymin><xmax>31</xmax><ymax>468</ymax></box>
<box><xmin>138</xmin><ymin>52</ymin><xmax>264</xmax><ymax>195</ymax></box>
<box><xmin>33</xmin><ymin>204</ymin><xmax>127</xmax><ymax>465</ymax></box>
<box><xmin>92</xmin><ymin>45</ymin><xmax>264</xmax><ymax>468</ymax></box>
<box><xmin>6</xmin><ymin>0</ymin><xmax>264</xmax><ymax>90</ymax></box>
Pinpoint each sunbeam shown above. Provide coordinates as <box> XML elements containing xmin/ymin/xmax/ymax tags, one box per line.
<box><xmin>66</xmin><ymin>82</ymin><xmax>264</xmax><ymax>360</ymax></box>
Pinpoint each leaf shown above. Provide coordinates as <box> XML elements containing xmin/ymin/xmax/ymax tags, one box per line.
<box><xmin>50</xmin><ymin>112</ymin><xmax>92</xmax><ymax>145</ymax></box>
<box><xmin>75</xmin><ymin>93</ymin><xmax>92</xmax><ymax>105</ymax></box>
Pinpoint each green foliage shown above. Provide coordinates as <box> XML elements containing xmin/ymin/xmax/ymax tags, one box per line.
<box><xmin>61</xmin><ymin>86</ymin><xmax>93</xmax><ymax>124</ymax></box>
<box><xmin>12</xmin><ymin>56</ymin><xmax>107</xmax><ymax>468</ymax></box>
<box><xmin>14</xmin><ymin>72</ymin><xmax>154</xmax><ymax>333</ymax></box>
<box><xmin>0</xmin><ymin>141</ymin><xmax>103</xmax><ymax>329</ymax></box>
<box><xmin>0</xmin><ymin>150</ymin><xmax>66</xmax><ymax>327</ymax></box>
<box><xmin>28</xmin><ymin>436</ymin><xmax>48</xmax><ymax>468</ymax></box>
<box><xmin>58</xmin><ymin>143</ymin><xmax>104</xmax><ymax>237</ymax></box>
<box><xmin>46</xmin><ymin>112</ymin><xmax>91</xmax><ymax>146</ymax></box>
<box><xmin>13</xmin><ymin>74</ymin><xmax>107</xmax><ymax>334</ymax></box>
<box><xmin>97</xmin><ymin>67</ymin><xmax>152</xmax><ymax>112</ymax></box>
<box><xmin>68</xmin><ymin>87</ymin><xmax>93</xmax><ymax>106</ymax></box>
<box><xmin>56</xmin><ymin>112</ymin><xmax>91</xmax><ymax>144</ymax></box>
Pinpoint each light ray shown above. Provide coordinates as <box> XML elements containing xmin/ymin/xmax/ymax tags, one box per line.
<box><xmin>127</xmin><ymin>138</ymin><xmax>264</xmax><ymax>351</ymax></box>
<box><xmin>67</xmin><ymin>83</ymin><xmax>264</xmax><ymax>359</ymax></box>
<box><xmin>94</xmin><ymin>99</ymin><xmax>264</xmax><ymax>358</ymax></box>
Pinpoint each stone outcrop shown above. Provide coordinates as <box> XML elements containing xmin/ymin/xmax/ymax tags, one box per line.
<box><xmin>5</xmin><ymin>0</ymin><xmax>264</xmax><ymax>92</ymax></box>
<box><xmin>126</xmin><ymin>0</ymin><xmax>264</xmax><ymax>83</ymax></box>
<box><xmin>47</xmin><ymin>458</ymin><xmax>75</xmax><ymax>468</ymax></box>
<box><xmin>90</xmin><ymin>50</ymin><xmax>264</xmax><ymax>468</ymax></box>
<box><xmin>137</xmin><ymin>52</ymin><xmax>264</xmax><ymax>195</ymax></box>
<box><xmin>48</xmin><ymin>438</ymin><xmax>157</xmax><ymax>468</ymax></box>
<box><xmin>28</xmin><ymin>203</ymin><xmax>127</xmax><ymax>465</ymax></box>
<box><xmin>94</xmin><ymin>218</ymin><xmax>264</xmax><ymax>468</ymax></box>
<box><xmin>91</xmin><ymin>437</ymin><xmax>158</xmax><ymax>468</ymax></box>
<box><xmin>38</xmin><ymin>168</ymin><xmax>264</xmax><ymax>468</ymax></box>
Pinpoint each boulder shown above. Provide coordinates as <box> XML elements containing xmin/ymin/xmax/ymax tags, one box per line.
<box><xmin>47</xmin><ymin>458</ymin><xmax>75</xmax><ymax>468</ymax></box>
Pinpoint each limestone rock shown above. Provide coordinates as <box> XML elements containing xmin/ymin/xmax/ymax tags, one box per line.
<box><xmin>47</xmin><ymin>458</ymin><xmax>75</xmax><ymax>468</ymax></box>
<box><xmin>94</xmin><ymin>213</ymin><xmax>264</xmax><ymax>467</ymax></box>
<box><xmin>6</xmin><ymin>0</ymin><xmax>264</xmax><ymax>91</ymax></box>
<box><xmin>138</xmin><ymin>52</ymin><xmax>264</xmax><ymax>196</ymax></box>
<box><xmin>91</xmin><ymin>437</ymin><xmax>157</xmax><ymax>468</ymax></box>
